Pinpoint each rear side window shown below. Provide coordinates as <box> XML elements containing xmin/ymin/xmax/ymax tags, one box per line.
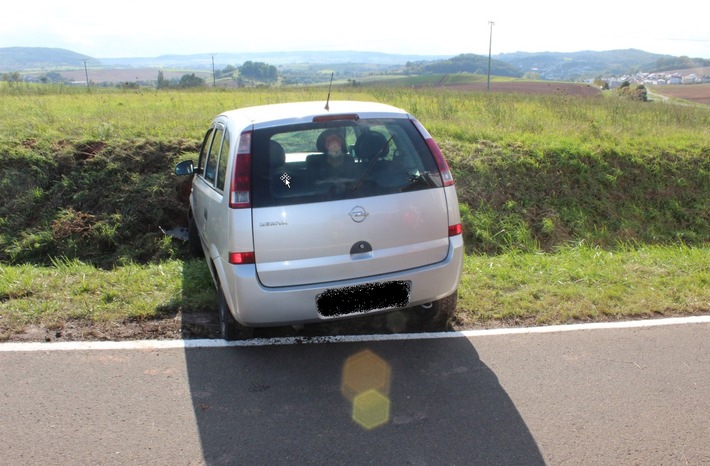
<box><xmin>216</xmin><ymin>130</ymin><xmax>230</xmax><ymax>191</ymax></box>
<box><xmin>204</xmin><ymin>126</ymin><xmax>224</xmax><ymax>185</ymax></box>
<box><xmin>251</xmin><ymin>119</ymin><xmax>442</xmax><ymax>208</ymax></box>
<box><xmin>198</xmin><ymin>124</ymin><xmax>230</xmax><ymax>191</ymax></box>
<box><xmin>197</xmin><ymin>128</ymin><xmax>214</xmax><ymax>175</ymax></box>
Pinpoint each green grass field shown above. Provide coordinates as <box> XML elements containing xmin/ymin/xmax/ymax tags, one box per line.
<box><xmin>1</xmin><ymin>82</ymin><xmax>708</xmax><ymax>339</ymax></box>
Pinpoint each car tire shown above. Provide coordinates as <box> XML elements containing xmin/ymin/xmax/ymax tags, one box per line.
<box><xmin>217</xmin><ymin>281</ymin><xmax>253</xmax><ymax>341</ymax></box>
<box><xmin>418</xmin><ymin>291</ymin><xmax>458</xmax><ymax>330</ymax></box>
<box><xmin>188</xmin><ymin>215</ymin><xmax>203</xmax><ymax>258</ymax></box>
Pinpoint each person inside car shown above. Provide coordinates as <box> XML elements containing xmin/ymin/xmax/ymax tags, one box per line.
<box><xmin>310</xmin><ymin>130</ymin><xmax>355</xmax><ymax>179</ymax></box>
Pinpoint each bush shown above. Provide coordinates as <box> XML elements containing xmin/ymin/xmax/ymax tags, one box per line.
<box><xmin>616</xmin><ymin>82</ymin><xmax>648</xmax><ymax>101</ymax></box>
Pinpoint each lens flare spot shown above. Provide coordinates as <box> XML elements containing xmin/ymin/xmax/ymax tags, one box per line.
<box><xmin>341</xmin><ymin>349</ymin><xmax>391</xmax><ymax>401</ymax></box>
<box><xmin>352</xmin><ymin>389</ymin><xmax>391</xmax><ymax>430</ymax></box>
<box><xmin>341</xmin><ymin>349</ymin><xmax>392</xmax><ymax>429</ymax></box>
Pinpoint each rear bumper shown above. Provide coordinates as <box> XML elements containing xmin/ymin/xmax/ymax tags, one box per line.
<box><xmin>220</xmin><ymin>235</ymin><xmax>464</xmax><ymax>327</ymax></box>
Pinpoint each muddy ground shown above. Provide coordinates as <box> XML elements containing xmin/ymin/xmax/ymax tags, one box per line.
<box><xmin>5</xmin><ymin>308</ymin><xmax>488</xmax><ymax>343</ymax></box>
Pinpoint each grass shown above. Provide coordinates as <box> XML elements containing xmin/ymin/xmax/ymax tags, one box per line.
<box><xmin>1</xmin><ymin>244</ymin><xmax>708</xmax><ymax>340</ymax></box>
<box><xmin>2</xmin><ymin>87</ymin><xmax>707</xmax><ymax>264</ymax></box>
<box><xmin>459</xmin><ymin>244</ymin><xmax>710</xmax><ymax>326</ymax></box>
<box><xmin>3</xmin><ymin>82</ymin><xmax>709</xmax><ymax>149</ymax></box>
<box><xmin>0</xmin><ymin>258</ymin><xmax>215</xmax><ymax>339</ymax></box>
<box><xmin>0</xmin><ymin>83</ymin><xmax>708</xmax><ymax>339</ymax></box>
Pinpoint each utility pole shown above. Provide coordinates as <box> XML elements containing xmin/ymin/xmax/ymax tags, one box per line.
<box><xmin>487</xmin><ymin>21</ymin><xmax>495</xmax><ymax>92</ymax></box>
<box><xmin>211</xmin><ymin>54</ymin><xmax>216</xmax><ymax>87</ymax></box>
<box><xmin>82</xmin><ymin>59</ymin><xmax>90</xmax><ymax>91</ymax></box>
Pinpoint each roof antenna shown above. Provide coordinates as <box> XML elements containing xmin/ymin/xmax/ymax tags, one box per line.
<box><xmin>324</xmin><ymin>72</ymin><xmax>334</xmax><ymax>110</ymax></box>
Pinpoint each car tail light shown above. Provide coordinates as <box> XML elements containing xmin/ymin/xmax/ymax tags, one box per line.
<box><xmin>229</xmin><ymin>251</ymin><xmax>256</xmax><ymax>264</ymax></box>
<box><xmin>411</xmin><ymin>119</ymin><xmax>455</xmax><ymax>187</ymax></box>
<box><xmin>449</xmin><ymin>223</ymin><xmax>463</xmax><ymax>237</ymax></box>
<box><xmin>313</xmin><ymin>113</ymin><xmax>360</xmax><ymax>122</ymax></box>
<box><xmin>229</xmin><ymin>131</ymin><xmax>252</xmax><ymax>209</ymax></box>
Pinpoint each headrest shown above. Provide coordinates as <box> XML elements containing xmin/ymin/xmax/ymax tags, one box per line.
<box><xmin>269</xmin><ymin>140</ymin><xmax>286</xmax><ymax>167</ymax></box>
<box><xmin>355</xmin><ymin>132</ymin><xmax>389</xmax><ymax>161</ymax></box>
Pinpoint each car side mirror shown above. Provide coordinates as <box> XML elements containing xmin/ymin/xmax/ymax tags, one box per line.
<box><xmin>175</xmin><ymin>160</ymin><xmax>195</xmax><ymax>176</ymax></box>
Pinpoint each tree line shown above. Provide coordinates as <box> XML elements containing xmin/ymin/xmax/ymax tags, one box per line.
<box><xmin>654</xmin><ymin>56</ymin><xmax>710</xmax><ymax>72</ymax></box>
<box><xmin>156</xmin><ymin>61</ymin><xmax>278</xmax><ymax>89</ymax></box>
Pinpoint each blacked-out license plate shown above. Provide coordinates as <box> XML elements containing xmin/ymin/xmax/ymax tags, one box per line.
<box><xmin>317</xmin><ymin>281</ymin><xmax>411</xmax><ymax>317</ymax></box>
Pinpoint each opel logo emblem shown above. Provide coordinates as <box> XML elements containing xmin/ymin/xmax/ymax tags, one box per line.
<box><xmin>348</xmin><ymin>206</ymin><xmax>369</xmax><ymax>223</ymax></box>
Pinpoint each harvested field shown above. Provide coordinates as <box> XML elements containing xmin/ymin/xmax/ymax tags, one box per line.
<box><xmin>650</xmin><ymin>83</ymin><xmax>710</xmax><ymax>105</ymax></box>
<box><xmin>57</xmin><ymin>68</ymin><xmax>212</xmax><ymax>84</ymax></box>
<box><xmin>442</xmin><ymin>81</ymin><xmax>602</xmax><ymax>97</ymax></box>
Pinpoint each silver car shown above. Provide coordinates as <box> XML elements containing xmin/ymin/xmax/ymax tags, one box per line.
<box><xmin>176</xmin><ymin>100</ymin><xmax>463</xmax><ymax>339</ymax></box>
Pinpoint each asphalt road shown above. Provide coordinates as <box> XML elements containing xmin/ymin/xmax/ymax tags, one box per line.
<box><xmin>1</xmin><ymin>321</ymin><xmax>709</xmax><ymax>465</ymax></box>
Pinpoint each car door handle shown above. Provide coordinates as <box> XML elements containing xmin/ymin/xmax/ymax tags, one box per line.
<box><xmin>203</xmin><ymin>209</ymin><xmax>208</xmax><ymax>221</ymax></box>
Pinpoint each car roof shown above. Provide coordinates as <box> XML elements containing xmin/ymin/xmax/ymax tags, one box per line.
<box><xmin>217</xmin><ymin>100</ymin><xmax>412</xmax><ymax>130</ymax></box>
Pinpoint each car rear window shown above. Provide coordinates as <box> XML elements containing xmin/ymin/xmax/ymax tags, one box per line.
<box><xmin>250</xmin><ymin>119</ymin><xmax>443</xmax><ymax>208</ymax></box>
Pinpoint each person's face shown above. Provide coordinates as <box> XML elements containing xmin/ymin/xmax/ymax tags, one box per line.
<box><xmin>326</xmin><ymin>136</ymin><xmax>343</xmax><ymax>157</ymax></box>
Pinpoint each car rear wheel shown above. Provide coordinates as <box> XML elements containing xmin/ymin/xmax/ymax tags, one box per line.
<box><xmin>418</xmin><ymin>291</ymin><xmax>458</xmax><ymax>330</ymax></box>
<box><xmin>217</xmin><ymin>281</ymin><xmax>253</xmax><ymax>341</ymax></box>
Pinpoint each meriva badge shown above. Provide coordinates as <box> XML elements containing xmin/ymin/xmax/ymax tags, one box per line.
<box><xmin>348</xmin><ymin>206</ymin><xmax>369</xmax><ymax>223</ymax></box>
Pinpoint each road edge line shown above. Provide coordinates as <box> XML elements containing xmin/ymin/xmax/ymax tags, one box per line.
<box><xmin>1</xmin><ymin>315</ymin><xmax>709</xmax><ymax>352</ymax></box>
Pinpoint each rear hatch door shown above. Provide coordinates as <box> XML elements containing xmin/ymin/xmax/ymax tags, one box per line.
<box><xmin>253</xmin><ymin>191</ymin><xmax>449</xmax><ymax>287</ymax></box>
<box><xmin>249</xmin><ymin>115</ymin><xmax>451</xmax><ymax>287</ymax></box>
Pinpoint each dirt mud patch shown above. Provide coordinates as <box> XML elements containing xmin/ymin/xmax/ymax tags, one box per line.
<box><xmin>3</xmin><ymin>308</ymin><xmax>471</xmax><ymax>343</ymax></box>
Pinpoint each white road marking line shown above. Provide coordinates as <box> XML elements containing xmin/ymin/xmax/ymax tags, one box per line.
<box><xmin>1</xmin><ymin>315</ymin><xmax>709</xmax><ymax>352</ymax></box>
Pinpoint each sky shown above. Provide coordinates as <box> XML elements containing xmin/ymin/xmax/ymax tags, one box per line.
<box><xmin>2</xmin><ymin>0</ymin><xmax>709</xmax><ymax>59</ymax></box>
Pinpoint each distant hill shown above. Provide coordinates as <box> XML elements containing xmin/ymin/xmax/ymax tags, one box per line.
<box><xmin>0</xmin><ymin>47</ymin><xmax>448</xmax><ymax>72</ymax></box>
<box><xmin>493</xmin><ymin>49</ymin><xmax>709</xmax><ymax>80</ymax></box>
<box><xmin>405</xmin><ymin>53</ymin><xmax>523</xmax><ymax>78</ymax></box>
<box><xmin>653</xmin><ymin>55</ymin><xmax>710</xmax><ymax>72</ymax></box>
<box><xmin>3</xmin><ymin>46</ymin><xmax>708</xmax><ymax>81</ymax></box>
<box><xmin>0</xmin><ymin>47</ymin><xmax>91</xmax><ymax>70</ymax></box>
<box><xmin>98</xmin><ymin>51</ymin><xmax>448</xmax><ymax>69</ymax></box>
